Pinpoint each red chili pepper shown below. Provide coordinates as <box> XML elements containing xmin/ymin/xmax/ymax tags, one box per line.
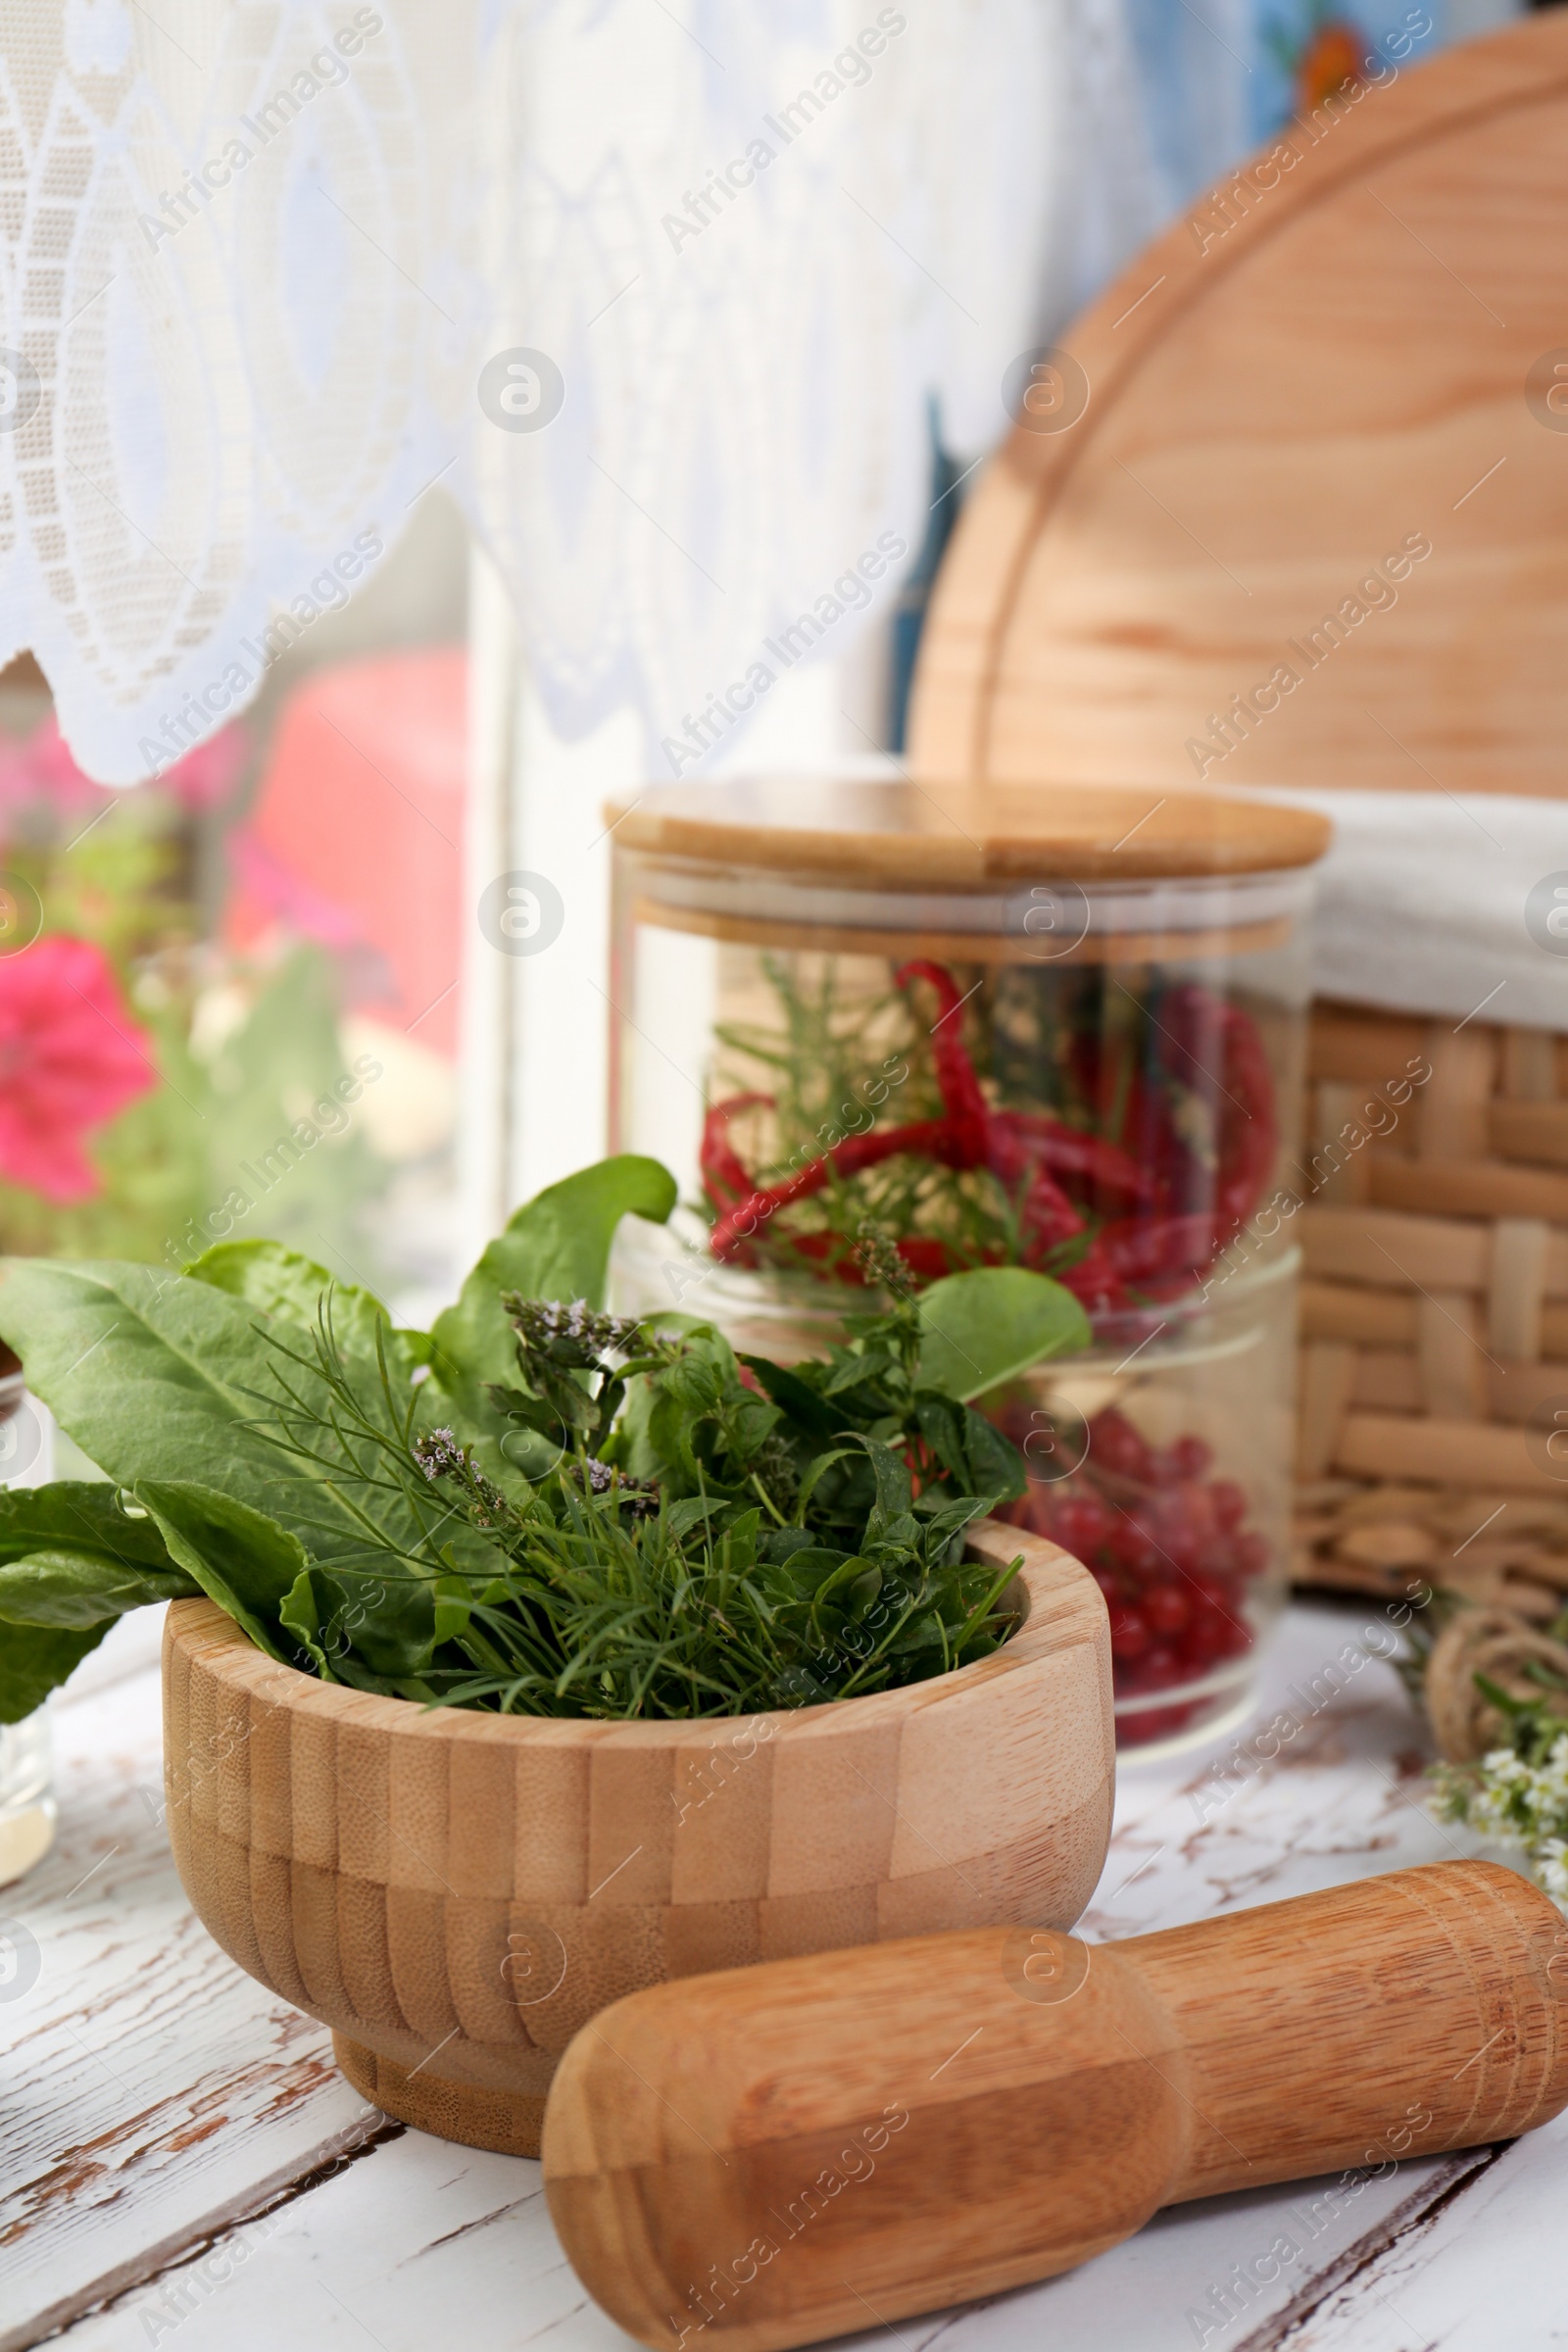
<box><xmin>893</xmin><ymin>961</ymin><xmax>989</xmax><ymax>1153</ymax></box>
<box><xmin>703</xmin><ymin>958</ymin><xmax>1276</xmax><ymax>1311</ymax></box>
<box><xmin>896</xmin><ymin>962</ymin><xmax>1138</xmax><ymax>1250</ymax></box>
<box><xmin>1095</xmin><ymin>1212</ymin><xmax>1220</xmax><ymax>1283</ymax></box>
<box><xmin>1213</xmin><ymin>1003</ymin><xmax>1278</xmax><ymax>1233</ymax></box>
<box><xmin>1154</xmin><ymin>984</ymin><xmax>1277</xmax><ymax>1235</ymax></box>
<box><xmin>978</xmin><ymin>1121</ymin><xmax>1081</xmax><ymax>1254</ymax></box>
<box><xmin>986</xmin><ymin>1108</ymin><xmax>1154</xmax><ymax>1204</ymax></box>
<box><xmin>708</xmin><ymin>1116</ymin><xmax>964</xmax><ymax>1260</ymax></box>
<box><xmin>1058</xmin><ymin>1244</ymin><xmax>1131</xmax><ymax>1314</ymax></box>
<box><xmin>701</xmin><ymin>1095</ymin><xmax>771</xmax><ymax>1206</ymax></box>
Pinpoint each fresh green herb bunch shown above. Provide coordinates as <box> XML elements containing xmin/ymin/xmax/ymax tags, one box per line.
<box><xmin>383</xmin><ymin>1262</ymin><xmax>1032</xmax><ymax>1715</ymax></box>
<box><xmin>0</xmin><ymin>1157</ymin><xmax>1086</xmax><ymax>1725</ymax></box>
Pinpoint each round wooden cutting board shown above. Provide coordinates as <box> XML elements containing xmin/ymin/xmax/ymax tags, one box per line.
<box><xmin>908</xmin><ymin>15</ymin><xmax>1568</xmax><ymax>800</ymax></box>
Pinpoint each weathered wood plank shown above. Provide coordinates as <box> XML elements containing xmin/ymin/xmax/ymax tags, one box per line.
<box><xmin>1232</xmin><ymin>2119</ymin><xmax>1568</xmax><ymax>2351</ymax></box>
<box><xmin>0</xmin><ymin>1641</ymin><xmax>373</xmax><ymax>2347</ymax></box>
<box><xmin>42</xmin><ymin>2131</ymin><xmax>599</xmax><ymax>2352</ymax></box>
<box><xmin>46</xmin><ymin>2126</ymin><xmax>1474</xmax><ymax>2352</ymax></box>
<box><xmin>8</xmin><ymin>1603</ymin><xmax>1555</xmax><ymax>2352</ymax></box>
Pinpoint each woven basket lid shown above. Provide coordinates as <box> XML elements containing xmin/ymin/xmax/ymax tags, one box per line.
<box><xmin>607</xmin><ymin>778</ymin><xmax>1330</xmax><ymax>887</ymax></box>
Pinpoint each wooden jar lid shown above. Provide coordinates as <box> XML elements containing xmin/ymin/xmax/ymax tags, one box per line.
<box><xmin>607</xmin><ymin>779</ymin><xmax>1330</xmax><ymax>886</ymax></box>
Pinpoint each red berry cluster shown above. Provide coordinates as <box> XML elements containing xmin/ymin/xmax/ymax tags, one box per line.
<box><xmin>995</xmin><ymin>1405</ymin><xmax>1269</xmax><ymax>1745</ymax></box>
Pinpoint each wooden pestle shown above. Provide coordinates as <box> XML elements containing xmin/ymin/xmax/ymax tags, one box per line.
<box><xmin>542</xmin><ymin>1861</ymin><xmax>1568</xmax><ymax>2352</ymax></box>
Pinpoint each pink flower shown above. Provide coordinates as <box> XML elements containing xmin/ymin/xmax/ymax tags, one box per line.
<box><xmin>0</xmin><ymin>935</ymin><xmax>158</xmax><ymax>1201</ymax></box>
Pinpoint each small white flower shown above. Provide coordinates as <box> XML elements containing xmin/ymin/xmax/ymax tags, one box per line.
<box><xmin>1535</xmin><ymin>1839</ymin><xmax>1568</xmax><ymax>1911</ymax></box>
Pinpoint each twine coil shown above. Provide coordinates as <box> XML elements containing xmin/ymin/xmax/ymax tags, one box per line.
<box><xmin>1425</xmin><ymin>1608</ymin><xmax>1568</xmax><ymax>1763</ymax></box>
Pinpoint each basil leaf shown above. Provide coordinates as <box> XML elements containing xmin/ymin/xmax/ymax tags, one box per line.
<box><xmin>912</xmin><ymin>1397</ymin><xmax>968</xmax><ymax>1486</ymax></box>
<box><xmin>739</xmin><ymin>1355</ymin><xmax>840</xmax><ymax>1439</ymax></box>
<box><xmin>960</xmin><ymin>1405</ymin><xmax>1027</xmax><ymax>1504</ymax></box>
<box><xmin>758</xmin><ymin>1525</ymin><xmax>816</xmax><ymax>1565</ymax></box>
<box><xmin>768</xmin><ymin>1545</ymin><xmax>852</xmax><ymax>1598</ymax></box>
<box><xmin>849</xmin><ymin>1435</ymin><xmax>913</xmax><ymax>1536</ymax></box>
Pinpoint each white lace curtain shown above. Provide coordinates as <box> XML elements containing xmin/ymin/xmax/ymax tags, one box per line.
<box><xmin>0</xmin><ymin>0</ymin><xmax>1177</xmax><ymax>785</ymax></box>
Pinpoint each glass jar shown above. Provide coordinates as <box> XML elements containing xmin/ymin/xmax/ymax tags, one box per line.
<box><xmin>0</xmin><ymin>1713</ymin><xmax>54</xmax><ymax>1888</ymax></box>
<box><xmin>607</xmin><ymin>779</ymin><xmax>1329</xmax><ymax>1752</ymax></box>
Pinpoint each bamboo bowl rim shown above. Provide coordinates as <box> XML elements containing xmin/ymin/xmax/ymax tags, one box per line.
<box><xmin>162</xmin><ymin>1522</ymin><xmax>1102</xmax><ymax>1750</ymax></box>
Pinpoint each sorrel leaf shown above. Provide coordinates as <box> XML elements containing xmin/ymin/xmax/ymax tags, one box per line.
<box><xmin>0</xmin><ymin>1483</ymin><xmax>194</xmax><ymax>1628</ymax></box>
<box><xmin>184</xmin><ymin>1239</ymin><xmax>395</xmax><ymax>1359</ymax></box>
<box><xmin>135</xmin><ymin>1480</ymin><xmax>309</xmax><ymax>1664</ymax></box>
<box><xmin>0</xmin><ymin>1261</ymin><xmax>421</xmax><ymax>1573</ymax></box>
<box><xmin>0</xmin><ymin>1623</ymin><xmax>110</xmax><ymax>1725</ymax></box>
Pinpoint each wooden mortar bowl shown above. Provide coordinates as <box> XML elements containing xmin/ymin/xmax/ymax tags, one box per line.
<box><xmin>161</xmin><ymin>1524</ymin><xmax>1111</xmax><ymax>2158</ymax></box>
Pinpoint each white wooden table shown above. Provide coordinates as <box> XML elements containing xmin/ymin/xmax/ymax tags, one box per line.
<box><xmin>3</xmin><ymin>1598</ymin><xmax>1560</xmax><ymax>2352</ymax></box>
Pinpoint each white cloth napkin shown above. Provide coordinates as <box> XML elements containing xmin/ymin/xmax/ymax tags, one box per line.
<box><xmin>1241</xmin><ymin>788</ymin><xmax>1568</xmax><ymax>1033</ymax></box>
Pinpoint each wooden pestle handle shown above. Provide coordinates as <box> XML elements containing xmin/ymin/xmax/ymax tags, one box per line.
<box><xmin>541</xmin><ymin>1862</ymin><xmax>1568</xmax><ymax>2352</ymax></box>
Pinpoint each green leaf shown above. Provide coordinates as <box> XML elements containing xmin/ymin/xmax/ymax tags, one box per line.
<box><xmin>185</xmin><ymin>1240</ymin><xmax>428</xmax><ymax>1382</ymax></box>
<box><xmin>0</xmin><ymin>1259</ymin><xmax>427</xmax><ymax>1574</ymax></box>
<box><xmin>0</xmin><ymin>1550</ymin><xmax>195</xmax><ymax>1628</ymax></box>
<box><xmin>185</xmin><ymin>1238</ymin><xmax>385</xmax><ymax>1343</ymax></box>
<box><xmin>739</xmin><ymin>1355</ymin><xmax>841</xmax><ymax>1439</ymax></box>
<box><xmin>850</xmin><ymin>1435</ymin><xmax>913</xmax><ymax>1536</ymax></box>
<box><xmin>274</xmin><ymin>1554</ymin><xmax>444</xmax><ymax>1690</ymax></box>
<box><xmin>769</xmin><ymin>1544</ymin><xmax>855</xmax><ymax>1598</ymax></box>
<box><xmin>0</xmin><ymin>1483</ymin><xmax>193</xmax><ymax>1626</ymax></box>
<box><xmin>960</xmin><ymin>1406</ymin><xmax>1028</xmax><ymax>1504</ymax></box>
<box><xmin>0</xmin><ymin>1622</ymin><xmax>110</xmax><ymax>1725</ymax></box>
<box><xmin>1473</xmin><ymin>1670</ymin><xmax>1535</xmax><ymax>1719</ymax></box>
<box><xmin>432</xmin><ymin>1574</ymin><xmax>474</xmax><ymax>1646</ymax></box>
<box><xmin>0</xmin><ymin>1255</ymin><xmax>279</xmax><ymax>1483</ymax></box>
<box><xmin>134</xmin><ymin>1480</ymin><xmax>310</xmax><ymax>1664</ymax></box>
<box><xmin>425</xmin><ymin>1156</ymin><xmax>676</xmax><ymax>1426</ymax></box>
<box><xmin>912</xmin><ymin>1396</ymin><xmax>968</xmax><ymax>1486</ymax></box>
<box><xmin>915</xmin><ymin>1266</ymin><xmax>1091</xmax><ymax>1402</ymax></box>
<box><xmin>279</xmin><ymin>1565</ymin><xmax>340</xmax><ymax>1682</ymax></box>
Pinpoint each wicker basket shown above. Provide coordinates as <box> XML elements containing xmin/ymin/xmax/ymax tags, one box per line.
<box><xmin>1291</xmin><ymin>1003</ymin><xmax>1568</xmax><ymax>1609</ymax></box>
